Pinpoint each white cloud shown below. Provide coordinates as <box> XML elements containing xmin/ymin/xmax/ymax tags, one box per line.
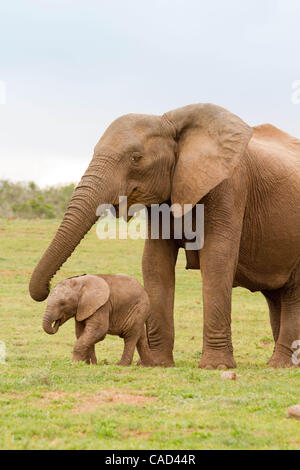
<box><xmin>0</xmin><ymin>151</ymin><xmax>86</xmax><ymax>187</ymax></box>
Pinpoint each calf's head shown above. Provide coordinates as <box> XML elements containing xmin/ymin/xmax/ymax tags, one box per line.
<box><xmin>42</xmin><ymin>275</ymin><xmax>110</xmax><ymax>334</ymax></box>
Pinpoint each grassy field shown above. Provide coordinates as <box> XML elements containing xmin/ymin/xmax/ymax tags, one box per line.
<box><xmin>1</xmin><ymin>218</ymin><xmax>300</xmax><ymax>450</ymax></box>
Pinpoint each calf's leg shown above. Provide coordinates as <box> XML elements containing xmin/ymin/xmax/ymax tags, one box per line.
<box><xmin>136</xmin><ymin>327</ymin><xmax>156</xmax><ymax>366</ymax></box>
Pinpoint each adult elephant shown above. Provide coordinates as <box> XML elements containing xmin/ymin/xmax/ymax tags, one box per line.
<box><xmin>29</xmin><ymin>103</ymin><xmax>300</xmax><ymax>369</ymax></box>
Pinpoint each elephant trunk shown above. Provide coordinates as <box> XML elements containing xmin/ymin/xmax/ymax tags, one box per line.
<box><xmin>29</xmin><ymin>158</ymin><xmax>115</xmax><ymax>301</ymax></box>
<box><xmin>43</xmin><ymin>309</ymin><xmax>60</xmax><ymax>335</ymax></box>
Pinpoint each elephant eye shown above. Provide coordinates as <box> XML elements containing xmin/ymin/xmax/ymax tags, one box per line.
<box><xmin>130</xmin><ymin>155</ymin><xmax>142</xmax><ymax>163</ymax></box>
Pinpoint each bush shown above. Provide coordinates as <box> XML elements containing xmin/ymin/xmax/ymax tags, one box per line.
<box><xmin>0</xmin><ymin>180</ymin><xmax>76</xmax><ymax>219</ymax></box>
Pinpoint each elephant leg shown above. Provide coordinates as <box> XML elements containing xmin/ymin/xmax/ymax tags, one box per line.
<box><xmin>75</xmin><ymin>320</ymin><xmax>85</xmax><ymax>338</ymax></box>
<box><xmin>73</xmin><ymin>325</ymin><xmax>104</xmax><ymax>364</ymax></box>
<box><xmin>75</xmin><ymin>320</ymin><xmax>97</xmax><ymax>365</ymax></box>
<box><xmin>136</xmin><ymin>327</ymin><xmax>156</xmax><ymax>367</ymax></box>
<box><xmin>199</xmin><ymin>256</ymin><xmax>237</xmax><ymax>369</ymax></box>
<box><xmin>198</xmin><ymin>192</ymin><xmax>244</xmax><ymax>370</ymax></box>
<box><xmin>142</xmin><ymin>236</ymin><xmax>178</xmax><ymax>367</ymax></box>
<box><xmin>267</xmin><ymin>284</ymin><xmax>300</xmax><ymax>368</ymax></box>
<box><xmin>88</xmin><ymin>345</ymin><xmax>97</xmax><ymax>365</ymax></box>
<box><xmin>74</xmin><ymin>320</ymin><xmax>89</xmax><ymax>364</ymax></box>
<box><xmin>262</xmin><ymin>290</ymin><xmax>282</xmax><ymax>343</ymax></box>
<box><xmin>117</xmin><ymin>333</ymin><xmax>140</xmax><ymax>366</ymax></box>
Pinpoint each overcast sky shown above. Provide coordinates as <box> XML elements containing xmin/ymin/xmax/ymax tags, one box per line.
<box><xmin>0</xmin><ymin>0</ymin><xmax>299</xmax><ymax>186</ymax></box>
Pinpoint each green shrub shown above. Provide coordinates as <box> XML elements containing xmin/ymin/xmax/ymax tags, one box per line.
<box><xmin>0</xmin><ymin>180</ymin><xmax>76</xmax><ymax>219</ymax></box>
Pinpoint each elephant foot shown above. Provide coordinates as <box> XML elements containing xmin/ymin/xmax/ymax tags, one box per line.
<box><xmin>136</xmin><ymin>348</ymin><xmax>174</xmax><ymax>367</ymax></box>
<box><xmin>145</xmin><ymin>349</ymin><xmax>175</xmax><ymax>367</ymax></box>
<box><xmin>135</xmin><ymin>358</ymin><xmax>156</xmax><ymax>367</ymax></box>
<box><xmin>72</xmin><ymin>351</ymin><xmax>93</xmax><ymax>365</ymax></box>
<box><xmin>199</xmin><ymin>349</ymin><xmax>236</xmax><ymax>370</ymax></box>
<box><xmin>267</xmin><ymin>343</ymin><xmax>299</xmax><ymax>368</ymax></box>
<box><xmin>116</xmin><ymin>360</ymin><xmax>131</xmax><ymax>366</ymax></box>
<box><xmin>72</xmin><ymin>356</ymin><xmax>90</xmax><ymax>364</ymax></box>
<box><xmin>267</xmin><ymin>351</ymin><xmax>296</xmax><ymax>368</ymax></box>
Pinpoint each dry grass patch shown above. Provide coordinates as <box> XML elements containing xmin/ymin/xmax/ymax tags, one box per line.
<box><xmin>124</xmin><ymin>430</ymin><xmax>152</xmax><ymax>439</ymax></box>
<box><xmin>30</xmin><ymin>389</ymin><xmax>157</xmax><ymax>413</ymax></box>
<box><xmin>73</xmin><ymin>390</ymin><xmax>157</xmax><ymax>414</ymax></box>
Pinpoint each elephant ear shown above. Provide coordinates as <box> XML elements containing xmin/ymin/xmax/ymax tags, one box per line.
<box><xmin>165</xmin><ymin>104</ymin><xmax>253</xmax><ymax>216</ymax></box>
<box><xmin>76</xmin><ymin>275</ymin><xmax>110</xmax><ymax>322</ymax></box>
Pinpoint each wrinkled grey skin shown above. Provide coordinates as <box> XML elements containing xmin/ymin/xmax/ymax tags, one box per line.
<box><xmin>31</xmin><ymin>103</ymin><xmax>300</xmax><ymax>369</ymax></box>
<box><xmin>43</xmin><ymin>274</ymin><xmax>154</xmax><ymax>366</ymax></box>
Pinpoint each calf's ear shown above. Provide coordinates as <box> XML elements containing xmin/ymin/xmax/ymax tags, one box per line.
<box><xmin>76</xmin><ymin>275</ymin><xmax>110</xmax><ymax>321</ymax></box>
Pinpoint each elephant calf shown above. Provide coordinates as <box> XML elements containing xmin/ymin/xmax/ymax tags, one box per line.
<box><xmin>42</xmin><ymin>274</ymin><xmax>154</xmax><ymax>366</ymax></box>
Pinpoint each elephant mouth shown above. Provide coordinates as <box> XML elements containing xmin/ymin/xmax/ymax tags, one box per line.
<box><xmin>52</xmin><ymin>319</ymin><xmax>60</xmax><ymax>333</ymax></box>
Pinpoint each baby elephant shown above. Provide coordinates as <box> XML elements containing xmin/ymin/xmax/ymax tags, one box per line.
<box><xmin>42</xmin><ymin>274</ymin><xmax>154</xmax><ymax>366</ymax></box>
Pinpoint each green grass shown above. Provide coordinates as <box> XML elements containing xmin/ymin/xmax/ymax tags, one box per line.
<box><xmin>1</xmin><ymin>218</ymin><xmax>300</xmax><ymax>449</ymax></box>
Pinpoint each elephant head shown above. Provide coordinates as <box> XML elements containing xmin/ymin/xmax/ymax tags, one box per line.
<box><xmin>30</xmin><ymin>103</ymin><xmax>252</xmax><ymax>302</ymax></box>
<box><xmin>42</xmin><ymin>275</ymin><xmax>110</xmax><ymax>334</ymax></box>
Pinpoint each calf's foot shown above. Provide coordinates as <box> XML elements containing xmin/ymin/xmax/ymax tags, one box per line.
<box><xmin>72</xmin><ymin>348</ymin><xmax>91</xmax><ymax>364</ymax></box>
<box><xmin>72</xmin><ymin>353</ymin><xmax>90</xmax><ymax>364</ymax></box>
